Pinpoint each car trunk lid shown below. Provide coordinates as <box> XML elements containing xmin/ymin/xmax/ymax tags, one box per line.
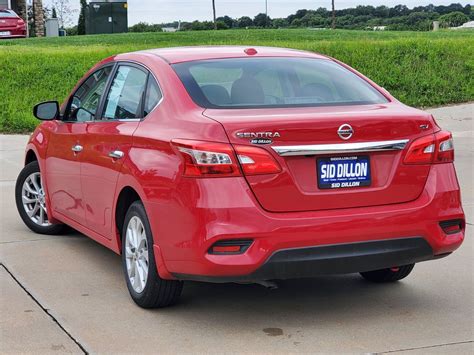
<box><xmin>0</xmin><ymin>18</ymin><xmax>18</xmax><ymax>29</ymax></box>
<box><xmin>204</xmin><ymin>103</ymin><xmax>436</xmax><ymax>212</ymax></box>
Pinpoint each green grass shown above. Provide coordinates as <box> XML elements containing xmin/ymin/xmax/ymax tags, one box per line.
<box><xmin>1</xmin><ymin>29</ymin><xmax>473</xmax><ymax>133</ymax></box>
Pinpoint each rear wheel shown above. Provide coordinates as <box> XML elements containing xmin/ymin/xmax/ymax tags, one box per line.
<box><xmin>122</xmin><ymin>201</ymin><xmax>183</xmax><ymax>308</ymax></box>
<box><xmin>15</xmin><ymin>161</ymin><xmax>65</xmax><ymax>235</ymax></box>
<box><xmin>360</xmin><ymin>264</ymin><xmax>415</xmax><ymax>283</ymax></box>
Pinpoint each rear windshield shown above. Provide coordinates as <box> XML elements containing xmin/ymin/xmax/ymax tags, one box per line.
<box><xmin>173</xmin><ymin>57</ymin><xmax>388</xmax><ymax>109</ymax></box>
<box><xmin>0</xmin><ymin>10</ymin><xmax>17</xmax><ymax>18</ymax></box>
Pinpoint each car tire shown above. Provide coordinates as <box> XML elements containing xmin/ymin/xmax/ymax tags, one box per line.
<box><xmin>15</xmin><ymin>161</ymin><xmax>65</xmax><ymax>235</ymax></box>
<box><xmin>360</xmin><ymin>264</ymin><xmax>415</xmax><ymax>283</ymax></box>
<box><xmin>122</xmin><ymin>201</ymin><xmax>183</xmax><ymax>308</ymax></box>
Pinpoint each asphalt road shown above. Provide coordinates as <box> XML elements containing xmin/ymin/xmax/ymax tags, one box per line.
<box><xmin>1</xmin><ymin>103</ymin><xmax>473</xmax><ymax>354</ymax></box>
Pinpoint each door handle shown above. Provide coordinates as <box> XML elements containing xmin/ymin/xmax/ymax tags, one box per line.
<box><xmin>72</xmin><ymin>144</ymin><xmax>83</xmax><ymax>153</ymax></box>
<box><xmin>109</xmin><ymin>150</ymin><xmax>124</xmax><ymax>159</ymax></box>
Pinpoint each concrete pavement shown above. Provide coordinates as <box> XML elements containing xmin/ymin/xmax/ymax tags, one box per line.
<box><xmin>1</xmin><ymin>103</ymin><xmax>473</xmax><ymax>354</ymax></box>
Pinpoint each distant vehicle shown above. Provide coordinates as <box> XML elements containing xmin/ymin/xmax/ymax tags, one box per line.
<box><xmin>0</xmin><ymin>9</ymin><xmax>26</xmax><ymax>39</ymax></box>
<box><xmin>16</xmin><ymin>46</ymin><xmax>465</xmax><ymax>308</ymax></box>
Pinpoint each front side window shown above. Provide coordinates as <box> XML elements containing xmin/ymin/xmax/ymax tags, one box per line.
<box><xmin>173</xmin><ymin>58</ymin><xmax>388</xmax><ymax>109</ymax></box>
<box><xmin>103</xmin><ymin>65</ymin><xmax>148</xmax><ymax>120</ymax></box>
<box><xmin>66</xmin><ymin>66</ymin><xmax>112</xmax><ymax>122</ymax></box>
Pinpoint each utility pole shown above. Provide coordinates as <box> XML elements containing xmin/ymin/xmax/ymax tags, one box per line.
<box><xmin>212</xmin><ymin>0</ymin><xmax>217</xmax><ymax>30</ymax></box>
<box><xmin>25</xmin><ymin>1</ymin><xmax>29</xmax><ymax>38</ymax></box>
<box><xmin>331</xmin><ymin>0</ymin><xmax>336</xmax><ymax>29</ymax></box>
<box><xmin>265</xmin><ymin>0</ymin><xmax>268</xmax><ymax>17</ymax></box>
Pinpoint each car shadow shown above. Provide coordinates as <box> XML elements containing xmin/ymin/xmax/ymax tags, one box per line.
<box><xmin>58</xmin><ymin>229</ymin><xmax>431</xmax><ymax>330</ymax></box>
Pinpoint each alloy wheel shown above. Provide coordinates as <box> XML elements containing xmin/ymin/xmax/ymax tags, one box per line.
<box><xmin>21</xmin><ymin>172</ymin><xmax>51</xmax><ymax>227</ymax></box>
<box><xmin>125</xmin><ymin>216</ymin><xmax>149</xmax><ymax>293</ymax></box>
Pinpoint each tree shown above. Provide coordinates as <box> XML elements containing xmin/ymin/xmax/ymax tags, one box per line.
<box><xmin>272</xmin><ymin>18</ymin><xmax>288</xmax><ymax>28</ymax></box>
<box><xmin>32</xmin><ymin>0</ymin><xmax>45</xmax><ymax>37</ymax></box>
<box><xmin>77</xmin><ymin>0</ymin><xmax>86</xmax><ymax>35</ymax></box>
<box><xmin>119</xmin><ymin>3</ymin><xmax>473</xmax><ymax>34</ymax></box>
<box><xmin>302</xmin><ymin>14</ymin><xmax>325</xmax><ymax>27</ymax></box>
<box><xmin>254</xmin><ymin>13</ymin><xmax>271</xmax><ymax>27</ymax></box>
<box><xmin>52</xmin><ymin>0</ymin><xmax>76</xmax><ymax>29</ymax></box>
<box><xmin>237</xmin><ymin>16</ymin><xmax>253</xmax><ymax>28</ymax></box>
<box><xmin>331</xmin><ymin>0</ymin><xmax>336</xmax><ymax>29</ymax></box>
<box><xmin>287</xmin><ymin>9</ymin><xmax>308</xmax><ymax>24</ymax></box>
<box><xmin>216</xmin><ymin>15</ymin><xmax>234</xmax><ymax>28</ymax></box>
<box><xmin>129</xmin><ymin>22</ymin><xmax>163</xmax><ymax>32</ymax></box>
<box><xmin>374</xmin><ymin>5</ymin><xmax>389</xmax><ymax>18</ymax></box>
<box><xmin>290</xmin><ymin>18</ymin><xmax>303</xmax><ymax>27</ymax></box>
<box><xmin>212</xmin><ymin>0</ymin><xmax>217</xmax><ymax>29</ymax></box>
<box><xmin>439</xmin><ymin>11</ymin><xmax>470</xmax><ymax>27</ymax></box>
<box><xmin>215</xmin><ymin>20</ymin><xmax>228</xmax><ymax>29</ymax></box>
<box><xmin>389</xmin><ymin>5</ymin><xmax>410</xmax><ymax>17</ymax></box>
<box><xmin>52</xmin><ymin>7</ymin><xmax>57</xmax><ymax>19</ymax></box>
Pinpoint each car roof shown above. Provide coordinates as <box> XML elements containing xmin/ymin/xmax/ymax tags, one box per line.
<box><xmin>137</xmin><ymin>46</ymin><xmax>329</xmax><ymax>64</ymax></box>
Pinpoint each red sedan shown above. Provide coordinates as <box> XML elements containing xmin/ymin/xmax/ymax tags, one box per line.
<box><xmin>16</xmin><ymin>46</ymin><xmax>465</xmax><ymax>308</ymax></box>
<box><xmin>0</xmin><ymin>9</ymin><xmax>26</xmax><ymax>38</ymax></box>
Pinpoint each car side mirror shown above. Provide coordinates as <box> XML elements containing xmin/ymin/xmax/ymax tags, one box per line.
<box><xmin>33</xmin><ymin>101</ymin><xmax>60</xmax><ymax>121</ymax></box>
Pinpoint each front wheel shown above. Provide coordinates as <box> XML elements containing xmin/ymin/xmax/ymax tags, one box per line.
<box><xmin>122</xmin><ymin>201</ymin><xmax>183</xmax><ymax>308</ymax></box>
<box><xmin>360</xmin><ymin>264</ymin><xmax>415</xmax><ymax>283</ymax></box>
<box><xmin>15</xmin><ymin>161</ymin><xmax>65</xmax><ymax>235</ymax></box>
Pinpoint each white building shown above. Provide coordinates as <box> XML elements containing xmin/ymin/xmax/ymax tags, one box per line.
<box><xmin>162</xmin><ymin>27</ymin><xmax>177</xmax><ymax>33</ymax></box>
<box><xmin>452</xmin><ymin>20</ymin><xmax>474</xmax><ymax>29</ymax></box>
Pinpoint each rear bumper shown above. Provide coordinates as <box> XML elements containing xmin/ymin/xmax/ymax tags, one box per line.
<box><xmin>174</xmin><ymin>237</ymin><xmax>444</xmax><ymax>282</ymax></box>
<box><xmin>0</xmin><ymin>28</ymin><xmax>26</xmax><ymax>38</ymax></box>
<box><xmin>0</xmin><ymin>35</ymin><xmax>26</xmax><ymax>39</ymax></box>
<box><xmin>146</xmin><ymin>163</ymin><xmax>465</xmax><ymax>281</ymax></box>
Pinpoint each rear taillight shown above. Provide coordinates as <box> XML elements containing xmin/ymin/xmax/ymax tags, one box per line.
<box><xmin>172</xmin><ymin>139</ymin><xmax>240</xmax><ymax>177</ymax></box>
<box><xmin>17</xmin><ymin>19</ymin><xmax>24</xmax><ymax>26</ymax></box>
<box><xmin>404</xmin><ymin>130</ymin><xmax>454</xmax><ymax>165</ymax></box>
<box><xmin>435</xmin><ymin>131</ymin><xmax>454</xmax><ymax>163</ymax></box>
<box><xmin>172</xmin><ymin>140</ymin><xmax>282</xmax><ymax>177</ymax></box>
<box><xmin>403</xmin><ymin>134</ymin><xmax>435</xmax><ymax>164</ymax></box>
<box><xmin>234</xmin><ymin>145</ymin><xmax>281</xmax><ymax>175</ymax></box>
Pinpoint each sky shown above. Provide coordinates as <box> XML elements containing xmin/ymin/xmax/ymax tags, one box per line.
<box><xmin>46</xmin><ymin>0</ymin><xmax>471</xmax><ymax>26</ymax></box>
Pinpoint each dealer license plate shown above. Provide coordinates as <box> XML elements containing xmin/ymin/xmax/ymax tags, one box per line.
<box><xmin>317</xmin><ymin>156</ymin><xmax>371</xmax><ymax>189</ymax></box>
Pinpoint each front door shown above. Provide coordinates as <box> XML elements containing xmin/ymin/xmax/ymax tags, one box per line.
<box><xmin>45</xmin><ymin>122</ymin><xmax>87</xmax><ymax>224</ymax></box>
<box><xmin>81</xmin><ymin>64</ymin><xmax>149</xmax><ymax>239</ymax></box>
<box><xmin>46</xmin><ymin>65</ymin><xmax>113</xmax><ymax>225</ymax></box>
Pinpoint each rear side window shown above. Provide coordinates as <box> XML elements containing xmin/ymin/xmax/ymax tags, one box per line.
<box><xmin>103</xmin><ymin>65</ymin><xmax>148</xmax><ymax>120</ymax></box>
<box><xmin>143</xmin><ymin>76</ymin><xmax>162</xmax><ymax>116</ymax></box>
<box><xmin>173</xmin><ymin>58</ymin><xmax>388</xmax><ymax>109</ymax></box>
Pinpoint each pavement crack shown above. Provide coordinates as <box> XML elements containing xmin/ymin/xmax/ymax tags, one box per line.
<box><xmin>380</xmin><ymin>340</ymin><xmax>473</xmax><ymax>353</ymax></box>
<box><xmin>1</xmin><ymin>263</ymin><xmax>89</xmax><ymax>355</ymax></box>
<box><xmin>1</xmin><ymin>238</ymin><xmax>64</xmax><ymax>245</ymax></box>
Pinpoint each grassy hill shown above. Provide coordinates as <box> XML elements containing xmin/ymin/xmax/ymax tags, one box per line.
<box><xmin>1</xmin><ymin>29</ymin><xmax>473</xmax><ymax>133</ymax></box>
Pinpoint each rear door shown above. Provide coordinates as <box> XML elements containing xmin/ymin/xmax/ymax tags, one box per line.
<box><xmin>81</xmin><ymin>63</ymin><xmax>155</xmax><ymax>239</ymax></box>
